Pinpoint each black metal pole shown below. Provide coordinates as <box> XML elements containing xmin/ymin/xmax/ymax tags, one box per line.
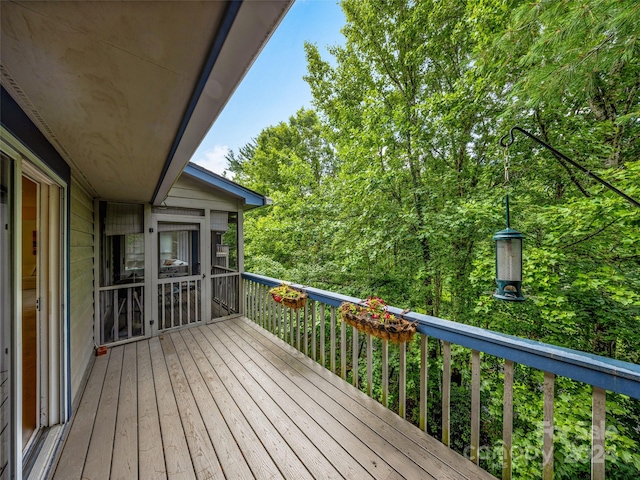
<box><xmin>500</xmin><ymin>126</ymin><xmax>640</xmax><ymax>208</ymax></box>
<box><xmin>505</xmin><ymin>195</ymin><xmax>510</xmax><ymax>229</ymax></box>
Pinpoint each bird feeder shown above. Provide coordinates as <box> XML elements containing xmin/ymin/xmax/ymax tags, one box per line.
<box><xmin>493</xmin><ymin>196</ymin><xmax>524</xmax><ymax>301</ymax></box>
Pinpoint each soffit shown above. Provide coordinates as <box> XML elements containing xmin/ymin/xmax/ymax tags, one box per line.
<box><xmin>0</xmin><ymin>1</ymin><xmax>291</xmax><ymax>203</ymax></box>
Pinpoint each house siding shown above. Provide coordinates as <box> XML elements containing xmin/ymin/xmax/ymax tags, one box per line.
<box><xmin>165</xmin><ymin>175</ymin><xmax>240</xmax><ymax>211</ymax></box>
<box><xmin>69</xmin><ymin>176</ymin><xmax>94</xmax><ymax>400</ymax></box>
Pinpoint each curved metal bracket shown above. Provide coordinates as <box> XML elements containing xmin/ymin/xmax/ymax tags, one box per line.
<box><xmin>500</xmin><ymin>126</ymin><xmax>640</xmax><ymax>208</ymax></box>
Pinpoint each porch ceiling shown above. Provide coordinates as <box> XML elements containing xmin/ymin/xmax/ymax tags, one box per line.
<box><xmin>0</xmin><ymin>1</ymin><xmax>291</xmax><ymax>203</ymax></box>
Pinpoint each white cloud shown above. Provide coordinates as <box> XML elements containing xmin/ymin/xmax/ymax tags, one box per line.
<box><xmin>192</xmin><ymin>145</ymin><xmax>232</xmax><ymax>177</ymax></box>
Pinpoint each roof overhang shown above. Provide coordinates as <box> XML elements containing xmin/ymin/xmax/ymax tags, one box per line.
<box><xmin>1</xmin><ymin>0</ymin><xmax>292</xmax><ymax>204</ymax></box>
<box><xmin>182</xmin><ymin>162</ymin><xmax>271</xmax><ymax>210</ymax></box>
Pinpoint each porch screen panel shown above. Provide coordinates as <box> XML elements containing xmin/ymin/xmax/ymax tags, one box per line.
<box><xmin>98</xmin><ymin>201</ymin><xmax>145</xmax><ymax>344</ymax></box>
<box><xmin>158</xmin><ymin>222</ymin><xmax>202</xmax><ymax>330</ymax></box>
<box><xmin>105</xmin><ymin>203</ymin><xmax>143</xmax><ymax>235</ymax></box>
<box><xmin>211</xmin><ymin>212</ymin><xmax>239</xmax><ymax>320</ymax></box>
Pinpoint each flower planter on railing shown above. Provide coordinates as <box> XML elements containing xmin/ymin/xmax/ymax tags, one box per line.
<box><xmin>339</xmin><ymin>297</ymin><xmax>416</xmax><ymax>343</ymax></box>
<box><xmin>269</xmin><ymin>283</ymin><xmax>308</xmax><ymax>310</ymax></box>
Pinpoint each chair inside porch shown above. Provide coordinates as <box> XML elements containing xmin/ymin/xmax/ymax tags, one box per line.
<box><xmin>52</xmin><ymin>317</ymin><xmax>494</xmax><ymax>479</ymax></box>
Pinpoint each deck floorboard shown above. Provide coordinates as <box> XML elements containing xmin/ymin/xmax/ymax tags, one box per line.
<box><xmin>54</xmin><ymin>317</ymin><xmax>496</xmax><ymax>479</ymax></box>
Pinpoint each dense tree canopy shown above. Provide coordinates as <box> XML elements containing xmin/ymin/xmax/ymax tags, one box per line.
<box><xmin>229</xmin><ymin>1</ymin><xmax>639</xmax><ymax>477</ymax></box>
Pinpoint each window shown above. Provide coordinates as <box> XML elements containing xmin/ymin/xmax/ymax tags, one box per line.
<box><xmin>158</xmin><ymin>224</ymin><xmax>200</xmax><ymax>278</ymax></box>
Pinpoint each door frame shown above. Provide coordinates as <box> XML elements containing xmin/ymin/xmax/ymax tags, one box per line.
<box><xmin>1</xmin><ymin>127</ymin><xmax>69</xmax><ymax>480</ymax></box>
<box><xmin>150</xmin><ymin>213</ymin><xmax>208</xmax><ymax>336</ymax></box>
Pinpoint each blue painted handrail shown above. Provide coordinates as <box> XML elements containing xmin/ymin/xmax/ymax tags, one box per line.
<box><xmin>242</xmin><ymin>272</ymin><xmax>640</xmax><ymax>399</ymax></box>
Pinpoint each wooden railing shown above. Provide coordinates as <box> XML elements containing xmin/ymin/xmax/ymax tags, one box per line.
<box><xmin>157</xmin><ymin>277</ymin><xmax>201</xmax><ymax>330</ymax></box>
<box><xmin>242</xmin><ymin>273</ymin><xmax>640</xmax><ymax>480</ymax></box>
<box><xmin>211</xmin><ymin>269</ymin><xmax>240</xmax><ymax>318</ymax></box>
<box><xmin>98</xmin><ymin>283</ymin><xmax>144</xmax><ymax>344</ymax></box>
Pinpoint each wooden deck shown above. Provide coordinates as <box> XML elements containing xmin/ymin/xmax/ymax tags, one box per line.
<box><xmin>52</xmin><ymin>317</ymin><xmax>495</xmax><ymax>479</ymax></box>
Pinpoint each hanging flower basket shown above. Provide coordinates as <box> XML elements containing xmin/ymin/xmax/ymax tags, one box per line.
<box><xmin>269</xmin><ymin>284</ymin><xmax>308</xmax><ymax>310</ymax></box>
<box><xmin>339</xmin><ymin>297</ymin><xmax>416</xmax><ymax>343</ymax></box>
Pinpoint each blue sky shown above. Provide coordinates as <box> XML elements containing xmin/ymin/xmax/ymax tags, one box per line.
<box><xmin>192</xmin><ymin>0</ymin><xmax>346</xmax><ymax>175</ymax></box>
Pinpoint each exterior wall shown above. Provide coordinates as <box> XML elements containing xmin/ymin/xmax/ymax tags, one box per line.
<box><xmin>69</xmin><ymin>176</ymin><xmax>94</xmax><ymax>400</ymax></box>
<box><xmin>164</xmin><ymin>175</ymin><xmax>240</xmax><ymax>211</ymax></box>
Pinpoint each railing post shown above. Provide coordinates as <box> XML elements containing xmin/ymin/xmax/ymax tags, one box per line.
<box><xmin>442</xmin><ymin>341</ymin><xmax>451</xmax><ymax>447</ymax></box>
<box><xmin>543</xmin><ymin>371</ymin><xmax>555</xmax><ymax>480</ymax></box>
<box><xmin>592</xmin><ymin>386</ymin><xmax>606</xmax><ymax>480</ymax></box>
<box><xmin>470</xmin><ymin>349</ymin><xmax>480</xmax><ymax>464</ymax></box>
<box><xmin>420</xmin><ymin>334</ymin><xmax>428</xmax><ymax>432</ymax></box>
<box><xmin>503</xmin><ymin>360</ymin><xmax>514</xmax><ymax>480</ymax></box>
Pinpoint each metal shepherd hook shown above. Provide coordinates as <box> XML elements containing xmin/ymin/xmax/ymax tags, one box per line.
<box><xmin>499</xmin><ymin>126</ymin><xmax>640</xmax><ymax>208</ymax></box>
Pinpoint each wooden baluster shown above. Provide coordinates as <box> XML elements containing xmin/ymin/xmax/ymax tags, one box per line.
<box><xmin>187</xmin><ymin>281</ymin><xmax>191</xmax><ymax>325</ymax></box>
<box><xmin>382</xmin><ymin>338</ymin><xmax>389</xmax><ymax>407</ymax></box>
<box><xmin>113</xmin><ymin>289</ymin><xmax>119</xmax><ymax>341</ymax></box>
<box><xmin>289</xmin><ymin>308</ymin><xmax>294</xmax><ymax>346</ymax></box>
<box><xmin>127</xmin><ymin>287</ymin><xmax>133</xmax><ymax>339</ymax></box>
<box><xmin>420</xmin><ymin>335</ymin><xmax>428</xmax><ymax>431</ymax></box>
<box><xmin>296</xmin><ymin>309</ymin><xmax>302</xmax><ymax>351</ymax></box>
<box><xmin>283</xmin><ymin>305</ymin><xmax>288</xmax><ymax>343</ymax></box>
<box><xmin>352</xmin><ymin>326</ymin><xmax>358</xmax><ymax>388</ymax></box>
<box><xmin>252</xmin><ymin>281</ymin><xmax>257</xmax><ymax>322</ymax></box>
<box><xmin>264</xmin><ymin>288</ymin><xmax>269</xmax><ymax>330</ymax></box>
<box><xmin>341</xmin><ymin>316</ymin><xmax>347</xmax><ymax>380</ymax></box>
<box><xmin>319</xmin><ymin>304</ymin><xmax>326</xmax><ymax>368</ymax></box>
<box><xmin>160</xmin><ymin>285</ymin><xmax>165</xmax><ymax>331</ymax></box>
<box><xmin>263</xmin><ymin>284</ymin><xmax>268</xmax><ymax>328</ymax></box>
<box><xmin>249</xmin><ymin>280</ymin><xmax>253</xmax><ymax>321</ymax></box>
<box><xmin>543</xmin><ymin>372</ymin><xmax>555</xmax><ymax>480</ymax></box>
<box><xmin>330</xmin><ymin>306</ymin><xmax>336</xmax><ymax>374</ymax></box>
<box><xmin>179</xmin><ymin>281</ymin><xmax>184</xmax><ymax>326</ymax></box>
<box><xmin>502</xmin><ymin>360</ymin><xmax>514</xmax><ymax>480</ymax></box>
<box><xmin>367</xmin><ymin>334</ymin><xmax>373</xmax><ymax>397</ymax></box>
<box><xmin>243</xmin><ymin>279</ymin><xmax>247</xmax><ymax>319</ymax></box>
<box><xmin>471</xmin><ymin>349</ymin><xmax>480</xmax><ymax>464</ymax></box>
<box><xmin>266</xmin><ymin>288</ymin><xmax>275</xmax><ymax>333</ymax></box>
<box><xmin>592</xmin><ymin>386</ymin><xmax>606</xmax><ymax>480</ymax></box>
<box><xmin>253</xmin><ymin>282</ymin><xmax>258</xmax><ymax>324</ymax></box>
<box><xmin>257</xmin><ymin>283</ymin><xmax>262</xmax><ymax>327</ymax></box>
<box><xmin>247</xmin><ymin>280</ymin><xmax>252</xmax><ymax>321</ymax></box>
<box><xmin>303</xmin><ymin>304</ymin><xmax>309</xmax><ymax>356</ymax></box>
<box><xmin>311</xmin><ymin>301</ymin><xmax>317</xmax><ymax>361</ymax></box>
<box><xmin>399</xmin><ymin>341</ymin><xmax>406</xmax><ymax>419</ymax></box>
<box><xmin>442</xmin><ymin>341</ymin><xmax>451</xmax><ymax>446</ymax></box>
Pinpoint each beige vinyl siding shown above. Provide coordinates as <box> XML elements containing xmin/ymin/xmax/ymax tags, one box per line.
<box><xmin>165</xmin><ymin>175</ymin><xmax>240</xmax><ymax>211</ymax></box>
<box><xmin>69</xmin><ymin>176</ymin><xmax>95</xmax><ymax>401</ymax></box>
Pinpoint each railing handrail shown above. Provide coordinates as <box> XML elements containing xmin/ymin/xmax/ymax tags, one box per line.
<box><xmin>242</xmin><ymin>272</ymin><xmax>640</xmax><ymax>399</ymax></box>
